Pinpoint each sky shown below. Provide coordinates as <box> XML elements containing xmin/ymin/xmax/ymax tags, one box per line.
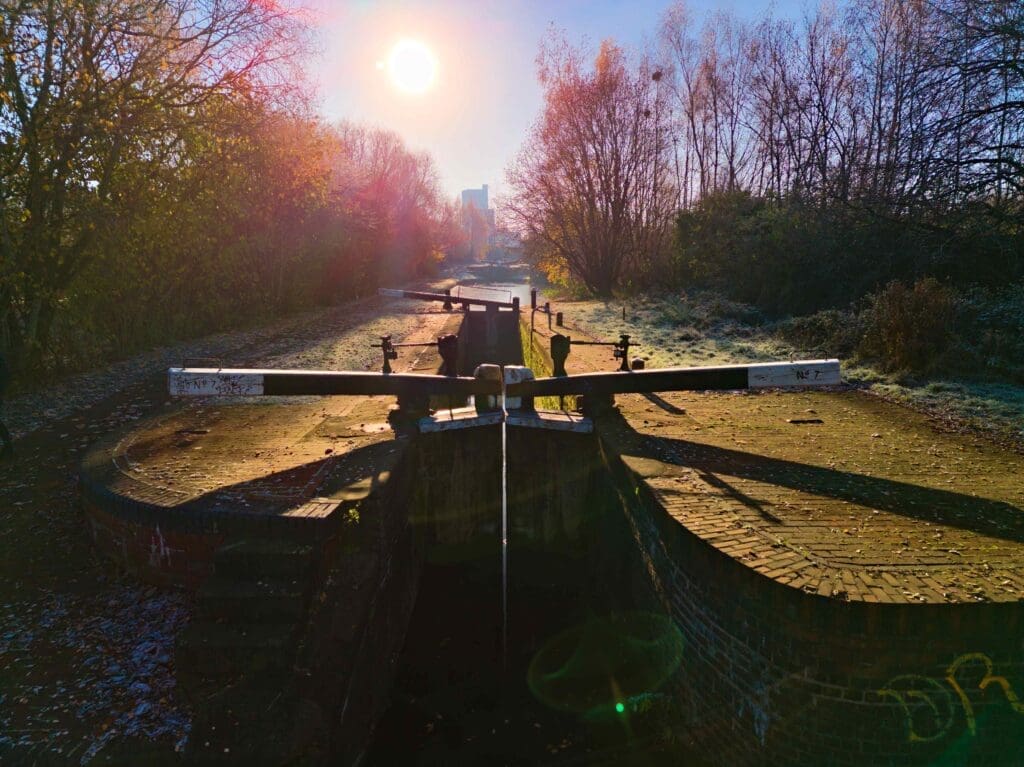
<box><xmin>305</xmin><ymin>0</ymin><xmax>804</xmax><ymax>205</ymax></box>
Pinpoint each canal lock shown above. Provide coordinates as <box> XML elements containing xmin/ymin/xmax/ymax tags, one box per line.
<box><xmin>326</xmin><ymin>307</ymin><xmax>692</xmax><ymax>765</ymax></box>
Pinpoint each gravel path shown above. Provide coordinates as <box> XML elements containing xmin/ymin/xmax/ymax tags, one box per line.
<box><xmin>6</xmin><ymin>280</ymin><xmax>455</xmax><ymax>440</ymax></box>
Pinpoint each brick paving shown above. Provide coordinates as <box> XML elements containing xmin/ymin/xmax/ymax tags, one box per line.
<box><xmin>93</xmin><ymin>309</ymin><xmax>464</xmax><ymax>519</ymax></box>
<box><xmin>530</xmin><ymin>319</ymin><xmax>1024</xmax><ymax>605</ymax></box>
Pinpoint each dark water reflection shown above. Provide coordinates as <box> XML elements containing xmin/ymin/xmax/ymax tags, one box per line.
<box><xmin>363</xmin><ymin>547</ymin><xmax>710</xmax><ymax>766</ymax></box>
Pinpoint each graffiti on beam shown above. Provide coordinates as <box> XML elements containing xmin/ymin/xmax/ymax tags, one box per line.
<box><xmin>878</xmin><ymin>653</ymin><xmax>1024</xmax><ymax>743</ymax></box>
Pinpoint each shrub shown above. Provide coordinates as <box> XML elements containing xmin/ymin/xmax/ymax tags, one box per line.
<box><xmin>703</xmin><ymin>294</ymin><xmax>764</xmax><ymax>326</ymax></box>
<box><xmin>955</xmin><ymin>284</ymin><xmax>1024</xmax><ymax>381</ymax></box>
<box><xmin>775</xmin><ymin>309</ymin><xmax>863</xmax><ymax>358</ymax></box>
<box><xmin>670</xmin><ymin>193</ymin><xmax>1023</xmax><ymax>319</ymax></box>
<box><xmin>671</xmin><ymin>194</ymin><xmax>902</xmax><ymax>316</ymax></box>
<box><xmin>859</xmin><ymin>278</ymin><xmax>956</xmax><ymax>372</ymax></box>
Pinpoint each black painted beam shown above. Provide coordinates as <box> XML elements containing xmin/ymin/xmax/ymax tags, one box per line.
<box><xmin>506</xmin><ymin>360</ymin><xmax>841</xmax><ymax>397</ymax></box>
<box><xmin>379</xmin><ymin>288</ymin><xmax>516</xmax><ymax>309</ymax></box>
<box><xmin>169</xmin><ymin>360</ymin><xmax>840</xmax><ymax>400</ymax></box>
<box><xmin>169</xmin><ymin>369</ymin><xmax>500</xmax><ymax>398</ymax></box>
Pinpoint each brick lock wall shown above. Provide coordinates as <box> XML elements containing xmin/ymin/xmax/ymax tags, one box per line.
<box><xmin>78</xmin><ymin>433</ymin><xmax>354</xmax><ymax>590</ymax></box>
<box><xmin>300</xmin><ymin>433</ymin><xmax>424</xmax><ymax>765</ymax></box>
<box><xmin>79</xmin><ymin>470</ymin><xmax>342</xmax><ymax>590</ymax></box>
<box><xmin>80</xmin><ymin>486</ymin><xmax>224</xmax><ymax>589</ymax></box>
<box><xmin>604</xmin><ymin>442</ymin><xmax>1024</xmax><ymax>767</ymax></box>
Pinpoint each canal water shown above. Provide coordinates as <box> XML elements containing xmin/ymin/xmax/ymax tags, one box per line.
<box><xmin>364</xmin><ymin>542</ymin><xmax>709</xmax><ymax>766</ymax></box>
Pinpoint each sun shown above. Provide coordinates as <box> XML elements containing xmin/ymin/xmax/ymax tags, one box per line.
<box><xmin>386</xmin><ymin>39</ymin><xmax>437</xmax><ymax>94</ymax></box>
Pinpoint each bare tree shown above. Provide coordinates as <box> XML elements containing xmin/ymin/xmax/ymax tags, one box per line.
<box><xmin>930</xmin><ymin>0</ymin><xmax>1024</xmax><ymax>205</ymax></box>
<box><xmin>329</xmin><ymin>122</ymin><xmax>460</xmax><ymax>280</ymax></box>
<box><xmin>506</xmin><ymin>35</ymin><xmax>675</xmax><ymax>295</ymax></box>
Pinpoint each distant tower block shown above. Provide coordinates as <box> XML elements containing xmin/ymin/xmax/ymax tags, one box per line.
<box><xmin>460</xmin><ymin>184</ymin><xmax>496</xmax><ymax>258</ymax></box>
<box><xmin>461</xmin><ymin>183</ymin><xmax>488</xmax><ymax>211</ymax></box>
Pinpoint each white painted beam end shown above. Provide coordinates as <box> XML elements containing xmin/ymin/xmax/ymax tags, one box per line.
<box><xmin>168</xmin><ymin>368</ymin><xmax>265</xmax><ymax>396</ymax></box>
<box><xmin>746</xmin><ymin>359</ymin><xmax>841</xmax><ymax>389</ymax></box>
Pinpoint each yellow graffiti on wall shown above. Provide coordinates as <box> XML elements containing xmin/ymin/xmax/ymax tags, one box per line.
<box><xmin>878</xmin><ymin>653</ymin><xmax>1024</xmax><ymax>743</ymax></box>
<box><xmin>877</xmin><ymin>675</ymin><xmax>955</xmax><ymax>742</ymax></box>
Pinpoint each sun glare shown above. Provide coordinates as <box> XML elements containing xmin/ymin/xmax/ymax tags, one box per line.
<box><xmin>387</xmin><ymin>39</ymin><xmax>437</xmax><ymax>94</ymax></box>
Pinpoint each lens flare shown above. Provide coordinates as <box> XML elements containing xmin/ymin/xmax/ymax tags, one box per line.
<box><xmin>527</xmin><ymin>612</ymin><xmax>684</xmax><ymax>715</ymax></box>
<box><xmin>387</xmin><ymin>39</ymin><xmax>437</xmax><ymax>94</ymax></box>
